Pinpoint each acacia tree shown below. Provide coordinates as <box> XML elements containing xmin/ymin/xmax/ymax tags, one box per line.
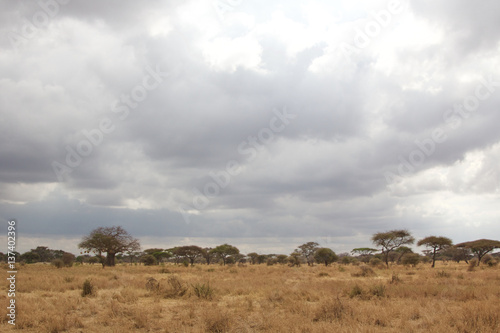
<box><xmin>314</xmin><ymin>248</ymin><xmax>338</xmax><ymax>266</ymax></box>
<box><xmin>372</xmin><ymin>230</ymin><xmax>415</xmax><ymax>268</ymax></box>
<box><xmin>417</xmin><ymin>236</ymin><xmax>453</xmax><ymax>268</ymax></box>
<box><xmin>168</xmin><ymin>247</ymin><xmax>183</xmax><ymax>265</ymax></box>
<box><xmin>201</xmin><ymin>247</ymin><xmax>215</xmax><ymax>265</ymax></box>
<box><xmin>456</xmin><ymin>239</ymin><xmax>500</xmax><ymax>266</ymax></box>
<box><xmin>176</xmin><ymin>245</ymin><xmax>203</xmax><ymax>266</ymax></box>
<box><xmin>143</xmin><ymin>248</ymin><xmax>171</xmax><ymax>263</ymax></box>
<box><xmin>288</xmin><ymin>250</ymin><xmax>302</xmax><ymax>267</ymax></box>
<box><xmin>395</xmin><ymin>246</ymin><xmax>413</xmax><ymax>264</ymax></box>
<box><xmin>210</xmin><ymin>244</ymin><xmax>240</xmax><ymax>265</ymax></box>
<box><xmin>351</xmin><ymin>248</ymin><xmax>378</xmax><ymax>263</ymax></box>
<box><xmin>442</xmin><ymin>246</ymin><xmax>471</xmax><ymax>264</ymax></box>
<box><xmin>257</xmin><ymin>254</ymin><xmax>268</xmax><ymax>264</ymax></box>
<box><xmin>298</xmin><ymin>242</ymin><xmax>320</xmax><ymax>266</ymax></box>
<box><xmin>20</xmin><ymin>251</ymin><xmax>40</xmax><ymax>264</ymax></box>
<box><xmin>276</xmin><ymin>254</ymin><xmax>288</xmax><ymax>265</ymax></box>
<box><xmin>78</xmin><ymin>226</ymin><xmax>140</xmax><ymax>267</ymax></box>
<box><xmin>351</xmin><ymin>248</ymin><xmax>378</xmax><ymax>256</ymax></box>
<box><xmin>247</xmin><ymin>252</ymin><xmax>259</xmax><ymax>265</ymax></box>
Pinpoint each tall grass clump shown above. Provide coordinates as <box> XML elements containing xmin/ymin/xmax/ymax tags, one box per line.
<box><xmin>192</xmin><ymin>282</ymin><xmax>214</xmax><ymax>300</ymax></box>
<box><xmin>81</xmin><ymin>279</ymin><xmax>95</xmax><ymax>297</ymax></box>
<box><xmin>52</xmin><ymin>259</ymin><xmax>64</xmax><ymax>269</ymax></box>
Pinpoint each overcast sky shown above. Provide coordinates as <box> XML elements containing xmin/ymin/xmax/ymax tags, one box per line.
<box><xmin>1</xmin><ymin>0</ymin><xmax>500</xmax><ymax>255</ymax></box>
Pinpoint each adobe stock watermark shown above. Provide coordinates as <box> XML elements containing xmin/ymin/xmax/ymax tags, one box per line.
<box><xmin>212</xmin><ymin>0</ymin><xmax>245</xmax><ymax>23</ymax></box>
<box><xmin>51</xmin><ymin>65</ymin><xmax>168</xmax><ymax>182</ymax></box>
<box><xmin>6</xmin><ymin>219</ymin><xmax>17</xmax><ymax>326</ymax></box>
<box><xmin>179</xmin><ymin>107</ymin><xmax>296</xmax><ymax>224</ymax></box>
<box><xmin>384</xmin><ymin>75</ymin><xmax>500</xmax><ymax>185</ymax></box>
<box><xmin>338</xmin><ymin>0</ymin><xmax>407</xmax><ymax>61</ymax></box>
<box><xmin>6</xmin><ymin>0</ymin><xmax>71</xmax><ymax>50</ymax></box>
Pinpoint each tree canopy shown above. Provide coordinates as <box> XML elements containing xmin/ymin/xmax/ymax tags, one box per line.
<box><xmin>351</xmin><ymin>248</ymin><xmax>378</xmax><ymax>256</ymax></box>
<box><xmin>455</xmin><ymin>239</ymin><xmax>500</xmax><ymax>266</ymax></box>
<box><xmin>372</xmin><ymin>229</ymin><xmax>415</xmax><ymax>268</ymax></box>
<box><xmin>314</xmin><ymin>248</ymin><xmax>338</xmax><ymax>266</ymax></box>
<box><xmin>175</xmin><ymin>245</ymin><xmax>203</xmax><ymax>266</ymax></box>
<box><xmin>210</xmin><ymin>244</ymin><xmax>240</xmax><ymax>265</ymax></box>
<box><xmin>417</xmin><ymin>236</ymin><xmax>453</xmax><ymax>268</ymax></box>
<box><xmin>78</xmin><ymin>226</ymin><xmax>140</xmax><ymax>267</ymax></box>
<box><xmin>297</xmin><ymin>242</ymin><xmax>320</xmax><ymax>266</ymax></box>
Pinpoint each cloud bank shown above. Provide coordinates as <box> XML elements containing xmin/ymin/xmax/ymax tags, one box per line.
<box><xmin>1</xmin><ymin>0</ymin><xmax>499</xmax><ymax>254</ymax></box>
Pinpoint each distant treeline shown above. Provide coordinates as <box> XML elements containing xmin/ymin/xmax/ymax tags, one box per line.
<box><xmin>3</xmin><ymin>228</ymin><xmax>500</xmax><ymax>268</ymax></box>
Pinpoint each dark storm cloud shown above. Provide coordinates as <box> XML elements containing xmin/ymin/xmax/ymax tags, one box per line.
<box><xmin>1</xmin><ymin>0</ymin><xmax>500</xmax><ymax>254</ymax></box>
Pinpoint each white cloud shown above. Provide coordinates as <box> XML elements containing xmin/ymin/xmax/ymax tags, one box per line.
<box><xmin>202</xmin><ymin>35</ymin><xmax>264</xmax><ymax>72</ymax></box>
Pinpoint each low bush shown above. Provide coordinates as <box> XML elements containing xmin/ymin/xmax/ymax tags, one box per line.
<box><xmin>482</xmin><ymin>255</ymin><xmax>498</xmax><ymax>267</ymax></box>
<box><xmin>369</xmin><ymin>258</ymin><xmax>383</xmax><ymax>267</ymax></box>
<box><xmin>349</xmin><ymin>284</ymin><xmax>364</xmax><ymax>298</ymax></box>
<box><xmin>142</xmin><ymin>255</ymin><xmax>157</xmax><ymax>266</ymax></box>
<box><xmin>52</xmin><ymin>259</ymin><xmax>64</xmax><ymax>269</ymax></box>
<box><xmin>351</xmin><ymin>265</ymin><xmax>376</xmax><ymax>277</ymax></box>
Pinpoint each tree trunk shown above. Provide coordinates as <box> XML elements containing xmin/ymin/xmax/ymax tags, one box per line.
<box><xmin>106</xmin><ymin>252</ymin><xmax>116</xmax><ymax>266</ymax></box>
<box><xmin>477</xmin><ymin>253</ymin><xmax>484</xmax><ymax>266</ymax></box>
<box><xmin>98</xmin><ymin>251</ymin><xmax>105</xmax><ymax>268</ymax></box>
<box><xmin>431</xmin><ymin>250</ymin><xmax>436</xmax><ymax>268</ymax></box>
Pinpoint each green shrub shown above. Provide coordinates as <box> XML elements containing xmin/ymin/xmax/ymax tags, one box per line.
<box><xmin>369</xmin><ymin>258</ymin><xmax>383</xmax><ymax>267</ymax></box>
<box><xmin>142</xmin><ymin>255</ymin><xmax>157</xmax><ymax>266</ymax></box>
<box><xmin>266</xmin><ymin>258</ymin><xmax>276</xmax><ymax>266</ymax></box>
<box><xmin>340</xmin><ymin>256</ymin><xmax>354</xmax><ymax>265</ymax></box>
<box><xmin>61</xmin><ymin>252</ymin><xmax>75</xmax><ymax>267</ymax></box>
<box><xmin>402</xmin><ymin>253</ymin><xmax>420</xmax><ymax>267</ymax></box>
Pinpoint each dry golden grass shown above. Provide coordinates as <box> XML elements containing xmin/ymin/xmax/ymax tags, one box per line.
<box><xmin>1</xmin><ymin>262</ymin><xmax>499</xmax><ymax>332</ymax></box>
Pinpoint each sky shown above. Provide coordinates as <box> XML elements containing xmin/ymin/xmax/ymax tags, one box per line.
<box><xmin>1</xmin><ymin>0</ymin><xmax>500</xmax><ymax>256</ymax></box>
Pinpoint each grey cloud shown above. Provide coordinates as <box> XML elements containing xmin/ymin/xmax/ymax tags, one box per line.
<box><xmin>1</xmin><ymin>0</ymin><xmax>500</xmax><ymax>255</ymax></box>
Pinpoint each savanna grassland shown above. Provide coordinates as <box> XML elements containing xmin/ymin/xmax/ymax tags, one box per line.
<box><xmin>2</xmin><ymin>262</ymin><xmax>499</xmax><ymax>333</ymax></box>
